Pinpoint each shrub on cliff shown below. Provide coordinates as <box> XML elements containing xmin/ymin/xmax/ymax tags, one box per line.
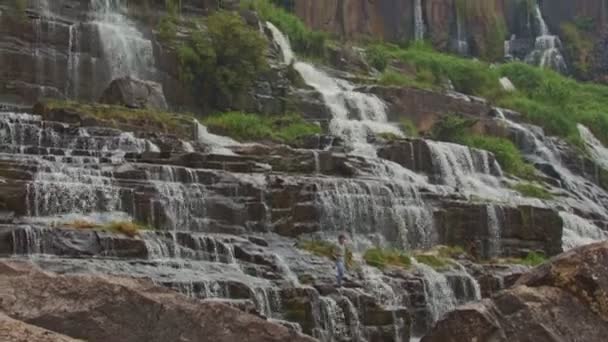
<box><xmin>177</xmin><ymin>11</ymin><xmax>267</xmax><ymax>110</ymax></box>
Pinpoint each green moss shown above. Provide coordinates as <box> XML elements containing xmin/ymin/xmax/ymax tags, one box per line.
<box><xmin>363</xmin><ymin>248</ymin><xmax>411</xmax><ymax>270</ymax></box>
<box><xmin>44</xmin><ymin>100</ymin><xmax>192</xmax><ymax>137</ymax></box>
<box><xmin>429</xmin><ymin>115</ymin><xmax>478</xmax><ymax>142</ymax></box>
<box><xmin>512</xmin><ymin>182</ymin><xmax>553</xmax><ymax>200</ymax></box>
<box><xmin>202</xmin><ymin>112</ymin><xmax>320</xmax><ymax>143</ymax></box>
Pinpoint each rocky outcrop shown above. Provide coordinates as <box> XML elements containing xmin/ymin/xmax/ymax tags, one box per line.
<box><xmin>0</xmin><ymin>312</ymin><xmax>80</xmax><ymax>342</ymax></box>
<box><xmin>369</xmin><ymin>86</ymin><xmax>491</xmax><ymax>133</ymax></box>
<box><xmin>99</xmin><ymin>76</ymin><xmax>168</xmax><ymax>110</ymax></box>
<box><xmin>422</xmin><ymin>241</ymin><xmax>608</xmax><ymax>342</ymax></box>
<box><xmin>0</xmin><ymin>260</ymin><xmax>315</xmax><ymax>342</ymax></box>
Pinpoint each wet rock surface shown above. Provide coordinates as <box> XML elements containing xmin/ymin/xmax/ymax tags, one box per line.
<box><xmin>422</xmin><ymin>241</ymin><xmax>608</xmax><ymax>342</ymax></box>
<box><xmin>0</xmin><ymin>312</ymin><xmax>80</xmax><ymax>342</ymax></box>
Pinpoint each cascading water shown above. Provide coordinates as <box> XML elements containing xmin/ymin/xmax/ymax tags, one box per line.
<box><xmin>578</xmin><ymin>124</ymin><xmax>608</xmax><ymax>170</ymax></box>
<box><xmin>88</xmin><ymin>0</ymin><xmax>156</xmax><ymax>90</ymax></box>
<box><xmin>560</xmin><ymin>212</ymin><xmax>608</xmax><ymax>250</ymax></box>
<box><xmin>414</xmin><ymin>0</ymin><xmax>426</xmax><ymax>41</ymax></box>
<box><xmin>315</xmin><ymin>179</ymin><xmax>435</xmax><ymax>251</ymax></box>
<box><xmin>194</xmin><ymin>120</ymin><xmax>239</xmax><ymax>155</ymax></box>
<box><xmin>524</xmin><ymin>3</ymin><xmax>567</xmax><ymax>73</ymax></box>
<box><xmin>452</xmin><ymin>11</ymin><xmax>469</xmax><ymax>55</ymax></box>
<box><xmin>266</xmin><ymin>22</ymin><xmax>403</xmax><ymax>156</ymax></box>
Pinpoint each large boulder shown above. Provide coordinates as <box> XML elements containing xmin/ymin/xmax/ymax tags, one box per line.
<box><xmin>99</xmin><ymin>76</ymin><xmax>168</xmax><ymax>111</ymax></box>
<box><xmin>422</xmin><ymin>241</ymin><xmax>608</xmax><ymax>342</ymax></box>
<box><xmin>0</xmin><ymin>260</ymin><xmax>315</xmax><ymax>342</ymax></box>
<box><xmin>0</xmin><ymin>312</ymin><xmax>80</xmax><ymax>342</ymax></box>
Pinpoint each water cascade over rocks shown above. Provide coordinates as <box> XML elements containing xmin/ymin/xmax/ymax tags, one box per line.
<box><xmin>266</xmin><ymin>22</ymin><xmax>403</xmax><ymax>156</ymax></box>
<box><xmin>2</xmin><ymin>18</ymin><xmax>608</xmax><ymax>342</ymax></box>
<box><xmin>524</xmin><ymin>3</ymin><xmax>568</xmax><ymax>73</ymax></box>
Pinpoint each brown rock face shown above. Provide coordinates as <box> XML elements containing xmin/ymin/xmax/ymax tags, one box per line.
<box><xmin>422</xmin><ymin>241</ymin><xmax>608</xmax><ymax>342</ymax></box>
<box><xmin>294</xmin><ymin>0</ymin><xmax>414</xmax><ymax>42</ymax></box>
<box><xmin>0</xmin><ymin>312</ymin><xmax>80</xmax><ymax>342</ymax></box>
<box><xmin>0</xmin><ymin>260</ymin><xmax>315</xmax><ymax>342</ymax></box>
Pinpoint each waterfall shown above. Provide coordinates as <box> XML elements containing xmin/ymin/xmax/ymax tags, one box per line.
<box><xmin>266</xmin><ymin>22</ymin><xmax>403</xmax><ymax>156</ymax></box>
<box><xmin>578</xmin><ymin>124</ymin><xmax>608</xmax><ymax>170</ymax></box>
<box><xmin>524</xmin><ymin>3</ymin><xmax>567</xmax><ymax>72</ymax></box>
<box><xmin>415</xmin><ymin>261</ymin><xmax>456</xmax><ymax>323</ymax></box>
<box><xmin>194</xmin><ymin>120</ymin><xmax>239</xmax><ymax>156</ymax></box>
<box><xmin>89</xmin><ymin>0</ymin><xmax>156</xmax><ymax>83</ymax></box>
<box><xmin>561</xmin><ymin>212</ymin><xmax>608</xmax><ymax>250</ymax></box>
<box><xmin>414</xmin><ymin>0</ymin><xmax>426</xmax><ymax>41</ymax></box>
<box><xmin>315</xmin><ymin>179</ymin><xmax>435</xmax><ymax>250</ymax></box>
<box><xmin>453</xmin><ymin>12</ymin><xmax>469</xmax><ymax>55</ymax></box>
<box><xmin>426</xmin><ymin>140</ymin><xmax>507</xmax><ymax>199</ymax></box>
<box><xmin>66</xmin><ymin>24</ymin><xmax>81</xmax><ymax>99</ymax></box>
<box><xmin>486</xmin><ymin>204</ymin><xmax>503</xmax><ymax>258</ymax></box>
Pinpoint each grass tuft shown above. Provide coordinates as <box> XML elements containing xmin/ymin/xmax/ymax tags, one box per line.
<box><xmin>202</xmin><ymin>112</ymin><xmax>321</xmax><ymax>143</ymax></box>
<box><xmin>512</xmin><ymin>182</ymin><xmax>553</xmax><ymax>200</ymax></box>
<box><xmin>363</xmin><ymin>248</ymin><xmax>411</xmax><ymax>270</ymax></box>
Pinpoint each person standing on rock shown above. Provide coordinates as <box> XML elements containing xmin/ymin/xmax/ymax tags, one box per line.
<box><xmin>335</xmin><ymin>234</ymin><xmax>348</xmax><ymax>287</ymax></box>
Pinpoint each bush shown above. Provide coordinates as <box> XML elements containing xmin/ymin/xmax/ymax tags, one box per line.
<box><xmin>241</xmin><ymin>0</ymin><xmax>327</xmax><ymax>58</ymax></box>
<box><xmin>512</xmin><ymin>182</ymin><xmax>553</xmax><ymax>200</ymax></box>
<box><xmin>176</xmin><ymin>11</ymin><xmax>267</xmax><ymax>109</ymax></box>
<box><xmin>429</xmin><ymin>115</ymin><xmax>477</xmax><ymax>142</ymax></box>
<box><xmin>461</xmin><ymin>135</ymin><xmax>537</xmax><ymax>179</ymax></box>
<box><xmin>366</xmin><ymin>45</ymin><xmax>390</xmax><ymax>71</ymax></box>
<box><xmin>363</xmin><ymin>248</ymin><xmax>411</xmax><ymax>270</ymax></box>
<box><xmin>203</xmin><ymin>112</ymin><xmax>320</xmax><ymax>143</ymax></box>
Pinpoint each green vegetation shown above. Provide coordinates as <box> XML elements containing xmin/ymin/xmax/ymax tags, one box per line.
<box><xmin>436</xmin><ymin>245</ymin><xmax>466</xmax><ymax>258</ymax></box>
<box><xmin>363</xmin><ymin>248</ymin><xmax>411</xmax><ymax>270</ymax></box>
<box><xmin>9</xmin><ymin>0</ymin><xmax>27</xmax><ymax>21</ymax></box>
<box><xmin>462</xmin><ymin>135</ymin><xmax>537</xmax><ymax>179</ymax></box>
<box><xmin>378</xmin><ymin>132</ymin><xmax>402</xmax><ymax>141</ymax></box>
<box><xmin>298</xmin><ymin>240</ymin><xmax>354</xmax><ymax>268</ymax></box>
<box><xmin>455</xmin><ymin>0</ymin><xmax>508</xmax><ymax>61</ymax></box>
<box><xmin>512</xmin><ymin>182</ymin><xmax>553</xmax><ymax>200</ymax></box>
<box><xmin>365</xmin><ymin>42</ymin><xmax>608</xmax><ymax>147</ymax></box>
<box><xmin>400</xmin><ymin>118</ymin><xmax>419</xmax><ymax>138</ymax></box>
<box><xmin>63</xmin><ymin>220</ymin><xmax>155</xmax><ymax>238</ymax></box>
<box><xmin>174</xmin><ymin>11</ymin><xmax>267</xmax><ymax>109</ymax></box>
<box><xmin>241</xmin><ymin>0</ymin><xmax>328</xmax><ymax>58</ymax></box>
<box><xmin>202</xmin><ymin>112</ymin><xmax>320</xmax><ymax>143</ymax></box>
<box><xmin>429</xmin><ymin>115</ymin><xmax>478</xmax><ymax>143</ymax></box>
<box><xmin>561</xmin><ymin>22</ymin><xmax>594</xmax><ymax>77</ymax></box>
<box><xmin>378</xmin><ymin>69</ymin><xmax>436</xmax><ymax>91</ymax></box>
<box><xmin>414</xmin><ymin>253</ymin><xmax>452</xmax><ymax>270</ymax></box>
<box><xmin>502</xmin><ymin>251</ymin><xmax>548</xmax><ymax>267</ymax></box>
<box><xmin>43</xmin><ymin>100</ymin><xmax>191</xmax><ymax>137</ymax></box>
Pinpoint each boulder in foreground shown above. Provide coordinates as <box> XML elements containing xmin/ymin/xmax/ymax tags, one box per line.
<box><xmin>422</xmin><ymin>241</ymin><xmax>608</xmax><ymax>342</ymax></box>
<box><xmin>0</xmin><ymin>260</ymin><xmax>315</xmax><ymax>342</ymax></box>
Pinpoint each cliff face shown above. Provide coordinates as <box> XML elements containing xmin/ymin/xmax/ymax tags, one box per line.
<box><xmin>294</xmin><ymin>0</ymin><xmax>608</xmax><ymax>80</ymax></box>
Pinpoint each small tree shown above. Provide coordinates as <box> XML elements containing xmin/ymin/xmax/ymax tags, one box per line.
<box><xmin>177</xmin><ymin>11</ymin><xmax>267</xmax><ymax>109</ymax></box>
